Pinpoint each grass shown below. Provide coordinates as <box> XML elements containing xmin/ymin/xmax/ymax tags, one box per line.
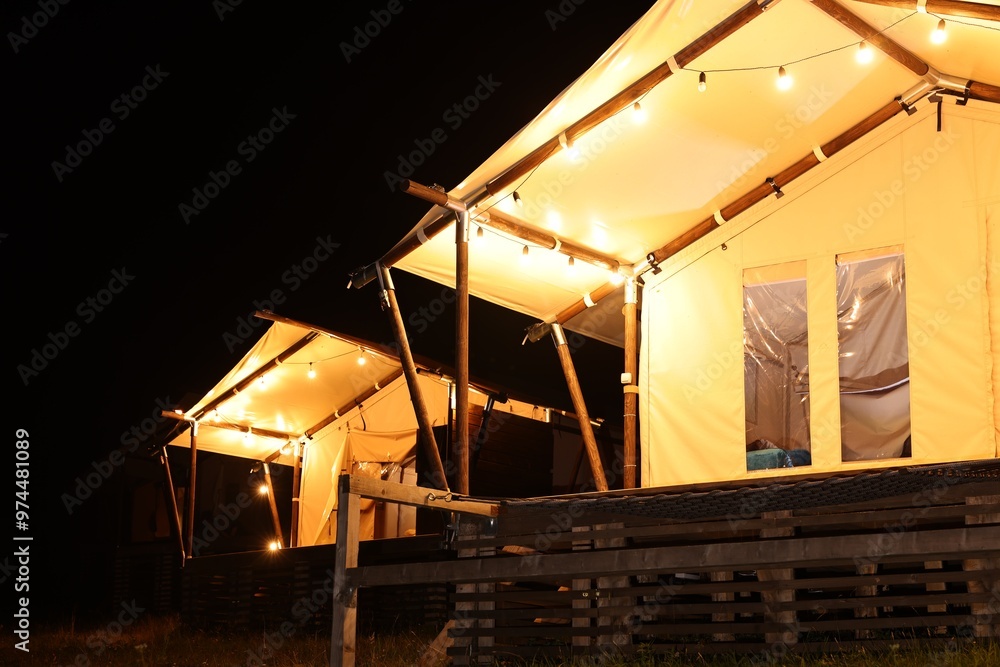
<box><xmin>1</xmin><ymin>615</ymin><xmax>997</xmax><ymax>666</ymax></box>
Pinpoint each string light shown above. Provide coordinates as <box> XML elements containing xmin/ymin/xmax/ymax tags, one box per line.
<box><xmin>307</xmin><ymin>362</ymin><xmax>316</xmax><ymax>379</ymax></box>
<box><xmin>476</xmin><ymin>225</ymin><xmax>485</xmax><ymax>242</ymax></box>
<box><xmin>356</xmin><ymin>347</ymin><xmax>366</xmax><ymax>366</ymax></box>
<box><xmin>244</xmin><ymin>427</ymin><xmax>252</xmax><ymax>444</ymax></box>
<box><xmin>856</xmin><ymin>41</ymin><xmax>873</xmax><ymax>64</ymax></box>
<box><xmin>258</xmin><ymin>374</ymin><xmax>268</xmax><ymax>390</ymax></box>
<box><xmin>698</xmin><ymin>71</ymin><xmax>707</xmax><ymax>92</ymax></box>
<box><xmin>931</xmin><ymin>18</ymin><xmax>947</xmax><ymax>44</ymax></box>
<box><xmin>258</xmin><ymin>483</ymin><xmax>268</xmax><ymax>495</ymax></box>
<box><xmin>776</xmin><ymin>66</ymin><xmax>793</xmax><ymax>91</ymax></box>
<box><xmin>609</xmin><ymin>271</ymin><xmax>625</xmax><ymax>286</ymax></box>
<box><xmin>566</xmin><ymin>255</ymin><xmax>576</xmax><ymax>277</ymax></box>
<box><xmin>520</xmin><ymin>245</ymin><xmax>530</xmax><ymax>267</ymax></box>
<box><xmin>631</xmin><ymin>101</ymin><xmax>646</xmax><ymax>123</ymax></box>
<box><xmin>513</xmin><ymin>190</ymin><xmax>523</xmax><ymax>207</ymax></box>
<box><xmin>268</xmin><ymin>541</ymin><xmax>280</xmax><ymax>551</ymax></box>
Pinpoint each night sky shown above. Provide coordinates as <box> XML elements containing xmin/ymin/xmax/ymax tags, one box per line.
<box><xmin>6</xmin><ymin>1</ymin><xmax>656</xmax><ymax>622</ymax></box>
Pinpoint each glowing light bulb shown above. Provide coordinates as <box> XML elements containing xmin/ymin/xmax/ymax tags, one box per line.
<box><xmin>307</xmin><ymin>362</ymin><xmax>316</xmax><ymax>379</ymax></box>
<box><xmin>566</xmin><ymin>255</ymin><xmax>576</xmax><ymax>277</ymax></box>
<box><xmin>776</xmin><ymin>66</ymin><xmax>793</xmax><ymax>91</ymax></box>
<box><xmin>698</xmin><ymin>71</ymin><xmax>707</xmax><ymax>93</ymax></box>
<box><xmin>931</xmin><ymin>18</ymin><xmax>947</xmax><ymax>44</ymax></box>
<box><xmin>558</xmin><ymin>132</ymin><xmax>579</xmax><ymax>159</ymax></box>
<box><xmin>258</xmin><ymin>374</ymin><xmax>267</xmax><ymax>390</ymax></box>
<box><xmin>268</xmin><ymin>541</ymin><xmax>280</xmax><ymax>551</ymax></box>
<box><xmin>631</xmin><ymin>101</ymin><xmax>646</xmax><ymax>124</ymax></box>
<box><xmin>513</xmin><ymin>191</ymin><xmax>523</xmax><ymax>207</ymax></box>
<box><xmin>609</xmin><ymin>271</ymin><xmax>625</xmax><ymax>286</ymax></box>
<box><xmin>520</xmin><ymin>245</ymin><xmax>530</xmax><ymax>267</ymax></box>
<box><xmin>258</xmin><ymin>483</ymin><xmax>268</xmax><ymax>495</ymax></box>
<box><xmin>856</xmin><ymin>41</ymin><xmax>873</xmax><ymax>64</ymax></box>
<box><xmin>357</xmin><ymin>347</ymin><xmax>366</xmax><ymax>366</ymax></box>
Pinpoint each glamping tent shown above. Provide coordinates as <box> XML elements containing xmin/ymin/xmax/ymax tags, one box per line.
<box><xmin>161</xmin><ymin>312</ymin><xmax>615</xmax><ymax>552</ymax></box>
<box><xmin>351</xmin><ymin>0</ymin><xmax>1000</xmax><ymax>490</ymax></box>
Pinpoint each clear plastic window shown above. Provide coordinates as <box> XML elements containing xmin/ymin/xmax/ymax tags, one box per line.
<box><xmin>836</xmin><ymin>251</ymin><xmax>910</xmax><ymax>461</ymax></box>
<box><xmin>743</xmin><ymin>263</ymin><xmax>811</xmax><ymax>470</ymax></box>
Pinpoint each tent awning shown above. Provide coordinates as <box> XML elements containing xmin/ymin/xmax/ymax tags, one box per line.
<box><xmin>376</xmin><ymin>0</ymin><xmax>1000</xmax><ymax>345</ymax></box>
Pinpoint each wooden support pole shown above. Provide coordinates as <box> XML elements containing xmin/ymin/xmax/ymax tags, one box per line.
<box><xmin>160</xmin><ymin>447</ymin><xmax>186</xmax><ymax>563</ymax></box>
<box><xmin>379</xmin><ymin>264</ymin><xmax>450</xmax><ymax>490</ymax></box>
<box><xmin>623</xmin><ymin>278</ymin><xmax>638</xmax><ymax>489</ymax></box>
<box><xmin>455</xmin><ymin>211</ymin><xmax>470</xmax><ymax>496</ymax></box>
<box><xmin>184</xmin><ymin>421</ymin><xmax>198</xmax><ymax>560</ymax></box>
<box><xmin>850</xmin><ymin>0</ymin><xmax>1000</xmax><ymax>23</ymax></box>
<box><xmin>331</xmin><ymin>475</ymin><xmax>361</xmax><ymax>667</ymax></box>
<box><xmin>963</xmin><ymin>494</ymin><xmax>1000</xmax><ymax>638</ymax></box>
<box><xmin>263</xmin><ymin>462</ymin><xmax>284</xmax><ymax>548</ymax></box>
<box><xmin>758</xmin><ymin>510</ymin><xmax>798</xmax><ymax>648</ymax></box>
<box><xmin>550</xmin><ymin>323</ymin><xmax>608</xmax><ymax>492</ymax></box>
<box><xmin>290</xmin><ymin>442</ymin><xmax>302</xmax><ymax>548</ymax></box>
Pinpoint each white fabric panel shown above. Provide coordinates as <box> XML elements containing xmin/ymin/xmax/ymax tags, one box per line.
<box><xmin>642</xmin><ymin>102</ymin><xmax>1000</xmax><ymax>487</ymax></box>
<box><xmin>642</xmin><ymin>242</ymin><xmax>746</xmax><ymax>487</ymax></box>
<box><xmin>903</xmin><ymin>112</ymin><xmax>994</xmax><ymax>464</ymax></box>
<box><xmin>298</xmin><ymin>427</ymin><xmax>347</xmax><ymax>547</ymax></box>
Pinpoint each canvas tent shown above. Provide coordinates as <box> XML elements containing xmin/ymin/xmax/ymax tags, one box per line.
<box><xmin>354</xmin><ymin>0</ymin><xmax>1000</xmax><ymax>489</ymax></box>
<box><xmin>163</xmin><ymin>313</ymin><xmax>599</xmax><ymax>550</ymax></box>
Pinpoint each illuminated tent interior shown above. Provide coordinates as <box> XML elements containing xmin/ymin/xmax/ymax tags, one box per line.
<box><xmin>359</xmin><ymin>0</ymin><xmax>1000</xmax><ymax>488</ymax></box>
<box><xmin>163</xmin><ymin>314</ymin><xmax>612</xmax><ymax>550</ymax></box>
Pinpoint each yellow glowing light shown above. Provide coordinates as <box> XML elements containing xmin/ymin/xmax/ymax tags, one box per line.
<box><xmin>931</xmin><ymin>19</ymin><xmax>947</xmax><ymax>44</ymax></box>
<box><xmin>268</xmin><ymin>541</ymin><xmax>280</xmax><ymax>551</ymax></box>
<box><xmin>856</xmin><ymin>41</ymin><xmax>873</xmax><ymax>64</ymax></box>
<box><xmin>307</xmin><ymin>362</ymin><xmax>316</xmax><ymax>379</ymax></box>
<box><xmin>776</xmin><ymin>66</ymin><xmax>793</xmax><ymax>91</ymax></box>
<box><xmin>258</xmin><ymin>484</ymin><xmax>268</xmax><ymax>495</ymax></box>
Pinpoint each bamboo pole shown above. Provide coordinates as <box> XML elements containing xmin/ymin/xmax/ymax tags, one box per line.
<box><xmin>185</xmin><ymin>421</ymin><xmax>198</xmax><ymax>559</ymax></box>
<box><xmin>623</xmin><ymin>278</ymin><xmax>638</xmax><ymax>489</ymax></box>
<box><xmin>486</xmin><ymin>0</ymin><xmax>770</xmax><ymax>197</ymax></box>
<box><xmin>646</xmin><ymin>97</ymin><xmax>909</xmax><ymax>267</ymax></box>
<box><xmin>550</xmin><ymin>323</ymin><xmax>608</xmax><ymax>491</ymax></box>
<box><xmin>455</xmin><ymin>211</ymin><xmax>471</xmax><ymax>496</ymax></box>
<box><xmin>263</xmin><ymin>462</ymin><xmax>284</xmax><ymax>548</ymax></box>
<box><xmin>290</xmin><ymin>442</ymin><xmax>302</xmax><ymax>548</ymax></box>
<box><xmin>811</xmin><ymin>0</ymin><xmax>929</xmax><ymax>76</ymax></box>
<box><xmin>397</xmin><ymin>179</ymin><xmax>622</xmax><ymax>273</ymax></box>
<box><xmin>160</xmin><ymin>447</ymin><xmax>186</xmax><ymax>563</ymax></box>
<box><xmin>850</xmin><ymin>0</ymin><xmax>1000</xmax><ymax>22</ymax></box>
<box><xmin>379</xmin><ymin>264</ymin><xmax>450</xmax><ymax>490</ymax></box>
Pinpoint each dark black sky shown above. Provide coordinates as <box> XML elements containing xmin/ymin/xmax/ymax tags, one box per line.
<box><xmin>5</xmin><ymin>0</ymin><xmax>654</xmax><ymax>621</ymax></box>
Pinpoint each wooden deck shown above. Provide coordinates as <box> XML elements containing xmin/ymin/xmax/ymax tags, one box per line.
<box><xmin>331</xmin><ymin>463</ymin><xmax>1000</xmax><ymax>665</ymax></box>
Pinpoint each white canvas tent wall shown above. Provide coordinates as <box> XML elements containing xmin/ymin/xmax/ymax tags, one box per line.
<box><xmin>369</xmin><ymin>0</ymin><xmax>1000</xmax><ymax>487</ymax></box>
<box><xmin>165</xmin><ymin>315</ymin><xmax>561</xmax><ymax>548</ymax></box>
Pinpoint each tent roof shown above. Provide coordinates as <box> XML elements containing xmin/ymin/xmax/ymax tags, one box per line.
<box><xmin>163</xmin><ymin>313</ymin><xmax>569</xmax><ymax>464</ymax></box>
<box><xmin>383</xmin><ymin>0</ymin><xmax>1000</xmax><ymax>346</ymax></box>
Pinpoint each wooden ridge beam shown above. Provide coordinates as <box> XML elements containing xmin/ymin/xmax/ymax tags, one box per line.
<box><xmin>850</xmin><ymin>0</ymin><xmax>1000</xmax><ymax>23</ymax></box>
<box><xmin>646</xmin><ymin>97</ymin><xmax>907</xmax><ymax>267</ymax></box>
<box><xmin>486</xmin><ymin>0</ymin><xmax>772</xmax><ymax>197</ymax></box>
